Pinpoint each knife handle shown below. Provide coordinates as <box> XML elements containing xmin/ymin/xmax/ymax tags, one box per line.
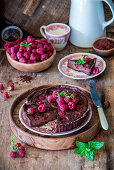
<box><xmin>97</xmin><ymin>107</ymin><xmax>109</xmax><ymax>130</ymax></box>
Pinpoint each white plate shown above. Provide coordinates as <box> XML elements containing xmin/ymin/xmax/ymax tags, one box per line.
<box><xmin>58</xmin><ymin>53</ymin><xmax>106</xmax><ymax>80</ymax></box>
<box><xmin>19</xmin><ymin>104</ymin><xmax>92</xmax><ymax>136</ymax></box>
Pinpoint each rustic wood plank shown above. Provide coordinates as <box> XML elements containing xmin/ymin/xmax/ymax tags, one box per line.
<box><xmin>0</xmin><ymin>32</ymin><xmax>113</xmax><ymax>169</ymax></box>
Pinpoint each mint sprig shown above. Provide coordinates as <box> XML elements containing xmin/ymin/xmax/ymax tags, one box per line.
<box><xmin>56</xmin><ymin>91</ymin><xmax>75</xmax><ymax>101</ymax></box>
<box><xmin>74</xmin><ymin>141</ymin><xmax>104</xmax><ymax>161</ymax></box>
<box><xmin>75</xmin><ymin>55</ymin><xmax>88</xmax><ymax>65</ymax></box>
<box><xmin>20</xmin><ymin>42</ymin><xmax>32</xmax><ymax>47</ymax></box>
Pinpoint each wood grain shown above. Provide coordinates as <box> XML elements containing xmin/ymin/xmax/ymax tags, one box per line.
<box><xmin>23</xmin><ymin>0</ymin><xmax>42</xmax><ymax>16</ymax></box>
<box><xmin>0</xmin><ymin>31</ymin><xmax>113</xmax><ymax>169</ymax></box>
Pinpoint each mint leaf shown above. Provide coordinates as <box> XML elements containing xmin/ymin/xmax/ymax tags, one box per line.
<box><xmin>74</xmin><ymin>148</ymin><xmax>81</xmax><ymax>154</ymax></box>
<box><xmin>81</xmin><ymin>60</ymin><xmax>86</xmax><ymax>64</ymax></box>
<box><xmin>88</xmin><ymin>142</ymin><xmax>104</xmax><ymax>151</ymax></box>
<box><xmin>11</xmin><ymin>135</ymin><xmax>16</xmax><ymax>141</ymax></box>
<box><xmin>75</xmin><ymin>60</ymin><xmax>82</xmax><ymax>65</ymax></box>
<box><xmin>20</xmin><ymin>42</ymin><xmax>32</xmax><ymax>47</ymax></box>
<box><xmin>76</xmin><ymin>141</ymin><xmax>87</xmax><ymax>150</ymax></box>
<box><xmin>74</xmin><ymin>141</ymin><xmax>104</xmax><ymax>161</ymax></box>
<box><xmin>85</xmin><ymin>151</ymin><xmax>94</xmax><ymax>161</ymax></box>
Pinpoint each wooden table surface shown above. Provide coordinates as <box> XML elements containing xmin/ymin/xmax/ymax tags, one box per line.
<box><xmin>0</xmin><ymin>31</ymin><xmax>114</xmax><ymax>170</ymax></box>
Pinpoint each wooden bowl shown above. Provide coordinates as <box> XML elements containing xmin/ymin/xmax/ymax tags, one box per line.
<box><xmin>6</xmin><ymin>49</ymin><xmax>56</xmax><ymax>72</ymax></box>
<box><xmin>92</xmin><ymin>37</ymin><xmax>114</xmax><ymax>57</ymax></box>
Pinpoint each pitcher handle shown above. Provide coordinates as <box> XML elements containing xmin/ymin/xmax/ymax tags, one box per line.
<box><xmin>40</xmin><ymin>26</ymin><xmax>47</xmax><ymax>39</ymax></box>
<box><xmin>101</xmin><ymin>0</ymin><xmax>114</xmax><ymax>29</ymax></box>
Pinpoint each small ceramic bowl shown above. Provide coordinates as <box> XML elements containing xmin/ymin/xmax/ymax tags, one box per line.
<box><xmin>92</xmin><ymin>37</ymin><xmax>114</xmax><ymax>57</ymax></box>
<box><xmin>1</xmin><ymin>26</ymin><xmax>23</xmax><ymax>43</ymax></box>
<box><xmin>6</xmin><ymin>50</ymin><xmax>56</xmax><ymax>72</ymax></box>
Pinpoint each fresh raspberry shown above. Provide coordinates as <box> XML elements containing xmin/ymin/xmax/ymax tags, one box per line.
<box><xmin>19</xmin><ymin>47</ymin><xmax>26</xmax><ymax>52</ymax></box>
<box><xmin>19</xmin><ymin>146</ymin><xmax>25</xmax><ymax>151</ymax></box>
<box><xmin>19</xmin><ymin>150</ymin><xmax>25</xmax><ymax>158</ymax></box>
<box><xmin>26</xmin><ymin>46</ymin><xmax>32</xmax><ymax>52</ymax></box>
<box><xmin>61</xmin><ymin>118</ymin><xmax>67</xmax><ymax>122</ymax></box>
<box><xmin>57</xmin><ymin>96</ymin><xmax>65</xmax><ymax>106</ymax></box>
<box><xmin>50</xmin><ymin>46</ymin><xmax>54</xmax><ymax>51</ymax></box>
<box><xmin>34</xmin><ymin>60</ymin><xmax>38</xmax><ymax>63</ymax></box>
<box><xmin>27</xmin><ymin>108</ymin><xmax>35</xmax><ymax>115</ymax></box>
<box><xmin>30</xmin><ymin>53</ymin><xmax>37</xmax><ymax>61</ymax></box>
<box><xmin>11</xmin><ymin>47</ymin><xmax>18</xmax><ymax>53</ymax></box>
<box><xmin>35</xmin><ymin>117</ymin><xmax>40</xmax><ymax>121</ymax></box>
<box><xmin>27</xmin><ymin>36</ymin><xmax>35</xmax><ymax>43</ymax></box>
<box><xmin>58</xmin><ymin>112</ymin><xmax>64</xmax><ymax>117</ymax></box>
<box><xmin>52</xmin><ymin>90</ymin><xmax>59</xmax><ymax>99</ymax></box>
<box><xmin>8</xmin><ymin>84</ymin><xmax>14</xmax><ymax>91</ymax></box>
<box><xmin>3</xmin><ymin>92</ymin><xmax>9</xmax><ymax>99</ymax></box>
<box><xmin>74</xmin><ymin>98</ymin><xmax>79</xmax><ymax>104</ymax></box>
<box><xmin>32</xmin><ymin>44</ymin><xmax>37</xmax><ymax>49</ymax></box>
<box><xmin>32</xmin><ymin>49</ymin><xmax>37</xmax><ymax>54</ymax></box>
<box><xmin>47</xmin><ymin>51</ymin><xmax>52</xmax><ymax>57</ymax></box>
<box><xmin>24</xmin><ymin>52</ymin><xmax>31</xmax><ymax>59</ymax></box>
<box><xmin>4</xmin><ymin>42</ymin><xmax>11</xmax><ymax>50</ymax></box>
<box><xmin>17</xmin><ymin>52</ymin><xmax>23</xmax><ymax>59</ymax></box>
<box><xmin>68</xmin><ymin>102</ymin><xmax>75</xmax><ymax>110</ymax></box>
<box><xmin>6</xmin><ymin>48</ymin><xmax>11</xmax><ymax>54</ymax></box>
<box><xmin>104</xmin><ymin>100</ymin><xmax>110</xmax><ymax>108</ymax></box>
<box><xmin>14</xmin><ymin>44</ymin><xmax>20</xmax><ymax>49</ymax></box>
<box><xmin>10</xmin><ymin>151</ymin><xmax>17</xmax><ymax>158</ymax></box>
<box><xmin>36</xmin><ymin>101</ymin><xmax>42</xmax><ymax>106</ymax></box>
<box><xmin>60</xmin><ymin>104</ymin><xmax>68</xmax><ymax>112</ymax></box>
<box><xmin>15</xmin><ymin>38</ymin><xmax>23</xmax><ymax>44</ymax></box>
<box><xmin>84</xmin><ymin>58</ymin><xmax>90</xmax><ymax>62</ymax></box>
<box><xmin>41</xmin><ymin>54</ymin><xmax>48</xmax><ymax>61</ymax></box>
<box><xmin>39</xmin><ymin>95</ymin><xmax>46</xmax><ymax>100</ymax></box>
<box><xmin>64</xmin><ymin>97</ymin><xmax>72</xmax><ymax>103</ymax></box>
<box><xmin>48</xmin><ymin>95</ymin><xmax>56</xmax><ymax>103</ymax></box>
<box><xmin>93</xmin><ymin>67</ymin><xmax>99</xmax><ymax>75</ymax></box>
<box><xmin>15</xmin><ymin>143</ymin><xmax>21</xmax><ymax>148</ymax></box>
<box><xmin>27</xmin><ymin>60</ymin><xmax>33</xmax><ymax>64</ymax></box>
<box><xmin>36</xmin><ymin>48</ymin><xmax>44</xmax><ymax>55</ymax></box>
<box><xmin>19</xmin><ymin>57</ymin><xmax>27</xmax><ymax>63</ymax></box>
<box><xmin>44</xmin><ymin>44</ymin><xmax>50</xmax><ymax>51</ymax></box>
<box><xmin>0</xmin><ymin>84</ymin><xmax>4</xmax><ymax>90</ymax></box>
<box><xmin>37</xmin><ymin>44</ymin><xmax>43</xmax><ymax>48</ymax></box>
<box><xmin>11</xmin><ymin>53</ymin><xmax>17</xmax><ymax>60</ymax></box>
<box><xmin>41</xmin><ymin>38</ymin><xmax>47</xmax><ymax>43</ymax></box>
<box><xmin>38</xmin><ymin>104</ymin><xmax>46</xmax><ymax>113</ymax></box>
<box><xmin>36</xmin><ymin>54</ymin><xmax>40</xmax><ymax>60</ymax></box>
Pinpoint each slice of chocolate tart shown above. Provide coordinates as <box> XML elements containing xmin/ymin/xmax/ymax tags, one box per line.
<box><xmin>67</xmin><ymin>58</ymin><xmax>96</xmax><ymax>75</ymax></box>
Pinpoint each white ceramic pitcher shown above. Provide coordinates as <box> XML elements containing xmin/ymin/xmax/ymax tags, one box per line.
<box><xmin>69</xmin><ymin>0</ymin><xmax>114</xmax><ymax>48</ymax></box>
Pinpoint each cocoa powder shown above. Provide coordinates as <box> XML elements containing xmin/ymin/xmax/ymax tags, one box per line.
<box><xmin>19</xmin><ymin>75</ymin><xmax>33</xmax><ymax>82</ymax></box>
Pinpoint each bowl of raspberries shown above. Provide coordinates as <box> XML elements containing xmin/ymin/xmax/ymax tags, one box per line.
<box><xmin>4</xmin><ymin>36</ymin><xmax>56</xmax><ymax>72</ymax></box>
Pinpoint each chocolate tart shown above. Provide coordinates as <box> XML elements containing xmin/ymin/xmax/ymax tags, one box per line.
<box><xmin>67</xmin><ymin>58</ymin><xmax>96</xmax><ymax>75</ymax></box>
<box><xmin>23</xmin><ymin>85</ymin><xmax>91</xmax><ymax>133</ymax></box>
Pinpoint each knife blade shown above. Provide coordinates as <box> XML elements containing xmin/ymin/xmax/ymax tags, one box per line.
<box><xmin>89</xmin><ymin>80</ymin><xmax>108</xmax><ymax>130</ymax></box>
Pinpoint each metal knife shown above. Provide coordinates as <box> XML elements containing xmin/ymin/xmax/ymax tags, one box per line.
<box><xmin>89</xmin><ymin>80</ymin><xmax>108</xmax><ymax>130</ymax></box>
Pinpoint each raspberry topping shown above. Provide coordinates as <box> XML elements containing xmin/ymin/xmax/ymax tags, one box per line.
<box><xmin>52</xmin><ymin>90</ymin><xmax>59</xmax><ymax>99</ymax></box>
<box><xmin>64</xmin><ymin>97</ymin><xmax>72</xmax><ymax>103</ymax></box>
<box><xmin>35</xmin><ymin>117</ymin><xmax>40</xmax><ymax>121</ymax></box>
<box><xmin>39</xmin><ymin>95</ymin><xmax>46</xmax><ymax>100</ymax></box>
<box><xmin>60</xmin><ymin>104</ymin><xmax>68</xmax><ymax>112</ymax></box>
<box><xmin>36</xmin><ymin>101</ymin><xmax>42</xmax><ymax>105</ymax></box>
<box><xmin>84</xmin><ymin>58</ymin><xmax>90</xmax><ymax>62</ymax></box>
<box><xmin>61</xmin><ymin>118</ymin><xmax>68</xmax><ymax>122</ymax></box>
<box><xmin>68</xmin><ymin>102</ymin><xmax>75</xmax><ymax>110</ymax></box>
<box><xmin>38</xmin><ymin>104</ymin><xmax>46</xmax><ymax>113</ymax></box>
<box><xmin>48</xmin><ymin>95</ymin><xmax>56</xmax><ymax>103</ymax></box>
<box><xmin>27</xmin><ymin>108</ymin><xmax>35</xmax><ymax>115</ymax></box>
<box><xmin>58</xmin><ymin>112</ymin><xmax>65</xmax><ymax>117</ymax></box>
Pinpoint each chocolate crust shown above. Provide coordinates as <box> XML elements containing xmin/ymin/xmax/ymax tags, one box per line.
<box><xmin>23</xmin><ymin>85</ymin><xmax>91</xmax><ymax>133</ymax></box>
